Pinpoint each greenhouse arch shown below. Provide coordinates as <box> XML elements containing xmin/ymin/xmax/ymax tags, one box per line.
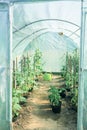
<box><xmin>0</xmin><ymin>0</ymin><xmax>87</xmax><ymax>130</ymax></box>
<box><xmin>13</xmin><ymin>19</ymin><xmax>80</xmax><ymax>33</ymax></box>
<box><xmin>13</xmin><ymin>18</ymin><xmax>80</xmax><ymax>51</ymax></box>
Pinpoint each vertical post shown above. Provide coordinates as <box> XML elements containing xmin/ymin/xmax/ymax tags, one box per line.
<box><xmin>77</xmin><ymin>1</ymin><xmax>87</xmax><ymax>130</ymax></box>
<box><xmin>13</xmin><ymin>60</ymin><xmax>16</xmax><ymax>88</ymax></box>
<box><xmin>16</xmin><ymin>57</ymin><xmax>18</xmax><ymax>70</ymax></box>
<box><xmin>21</xmin><ymin>58</ymin><xmax>23</xmax><ymax>73</ymax></box>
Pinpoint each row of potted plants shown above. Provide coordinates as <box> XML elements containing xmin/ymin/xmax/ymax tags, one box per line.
<box><xmin>48</xmin><ymin>85</ymin><xmax>78</xmax><ymax>113</ymax></box>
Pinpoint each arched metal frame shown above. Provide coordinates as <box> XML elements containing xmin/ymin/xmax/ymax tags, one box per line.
<box><xmin>13</xmin><ymin>27</ymin><xmax>80</xmax><ymax>52</ymax></box>
<box><xmin>13</xmin><ymin>18</ymin><xmax>80</xmax><ymax>56</ymax></box>
<box><xmin>13</xmin><ymin>19</ymin><xmax>80</xmax><ymax>33</ymax></box>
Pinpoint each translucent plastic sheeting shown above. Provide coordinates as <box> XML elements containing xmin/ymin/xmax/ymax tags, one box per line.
<box><xmin>12</xmin><ymin>1</ymin><xmax>81</xmax><ymax>72</ymax></box>
<box><xmin>12</xmin><ymin>1</ymin><xmax>81</xmax><ymax>53</ymax></box>
<box><xmin>77</xmin><ymin>2</ymin><xmax>87</xmax><ymax>130</ymax></box>
<box><xmin>0</xmin><ymin>4</ymin><xmax>11</xmax><ymax>130</ymax></box>
<box><xmin>81</xmin><ymin>6</ymin><xmax>87</xmax><ymax>130</ymax></box>
<box><xmin>22</xmin><ymin>32</ymin><xmax>78</xmax><ymax>72</ymax></box>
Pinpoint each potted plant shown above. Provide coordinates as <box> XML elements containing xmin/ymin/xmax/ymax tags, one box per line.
<box><xmin>48</xmin><ymin>86</ymin><xmax>61</xmax><ymax>113</ymax></box>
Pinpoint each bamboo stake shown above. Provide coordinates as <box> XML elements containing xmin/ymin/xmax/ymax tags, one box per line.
<box><xmin>21</xmin><ymin>58</ymin><xmax>23</xmax><ymax>73</ymax></box>
<box><xmin>16</xmin><ymin>57</ymin><xmax>18</xmax><ymax>70</ymax></box>
<box><xmin>13</xmin><ymin>60</ymin><xmax>16</xmax><ymax>89</ymax></box>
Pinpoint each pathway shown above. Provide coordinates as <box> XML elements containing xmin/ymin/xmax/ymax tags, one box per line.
<box><xmin>13</xmin><ymin>75</ymin><xmax>77</xmax><ymax>130</ymax></box>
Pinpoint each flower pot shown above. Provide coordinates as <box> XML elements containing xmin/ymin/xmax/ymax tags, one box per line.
<box><xmin>60</xmin><ymin>90</ymin><xmax>66</xmax><ymax>98</ymax></box>
<box><xmin>66</xmin><ymin>88</ymin><xmax>70</xmax><ymax>92</ymax></box>
<box><xmin>12</xmin><ymin>114</ymin><xmax>18</xmax><ymax>122</ymax></box>
<box><xmin>71</xmin><ymin>104</ymin><xmax>77</xmax><ymax>112</ymax></box>
<box><xmin>52</xmin><ymin>101</ymin><xmax>61</xmax><ymax>113</ymax></box>
<box><xmin>23</xmin><ymin>93</ymin><xmax>28</xmax><ymax>99</ymax></box>
<box><xmin>28</xmin><ymin>87</ymin><xmax>33</xmax><ymax>92</ymax></box>
<box><xmin>35</xmin><ymin>78</ymin><xmax>38</xmax><ymax>81</ymax></box>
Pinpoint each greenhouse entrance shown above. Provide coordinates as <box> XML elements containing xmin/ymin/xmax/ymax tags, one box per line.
<box><xmin>0</xmin><ymin>0</ymin><xmax>87</xmax><ymax>130</ymax></box>
<box><xmin>12</xmin><ymin>1</ymin><xmax>80</xmax><ymax>130</ymax></box>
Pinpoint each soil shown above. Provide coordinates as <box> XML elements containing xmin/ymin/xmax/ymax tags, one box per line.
<box><xmin>12</xmin><ymin>74</ymin><xmax>77</xmax><ymax>130</ymax></box>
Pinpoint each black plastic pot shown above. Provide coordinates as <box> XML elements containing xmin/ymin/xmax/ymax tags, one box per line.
<box><xmin>66</xmin><ymin>88</ymin><xmax>71</xmax><ymax>92</ymax></box>
<box><xmin>71</xmin><ymin>105</ymin><xmax>77</xmax><ymax>112</ymax></box>
<box><xmin>23</xmin><ymin>93</ymin><xmax>29</xmax><ymax>99</ymax></box>
<box><xmin>23</xmin><ymin>95</ymin><xmax>28</xmax><ymax>99</ymax></box>
<box><xmin>35</xmin><ymin>78</ymin><xmax>38</xmax><ymax>81</ymax></box>
<box><xmin>60</xmin><ymin>90</ymin><xmax>66</xmax><ymax>98</ymax></box>
<box><xmin>19</xmin><ymin>101</ymin><xmax>26</xmax><ymax>106</ymax></box>
<box><xmin>12</xmin><ymin>114</ymin><xmax>18</xmax><ymax>122</ymax></box>
<box><xmin>52</xmin><ymin>101</ymin><xmax>61</xmax><ymax>113</ymax></box>
<box><xmin>28</xmin><ymin>87</ymin><xmax>33</xmax><ymax>92</ymax></box>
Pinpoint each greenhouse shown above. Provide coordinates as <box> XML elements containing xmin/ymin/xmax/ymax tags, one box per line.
<box><xmin>0</xmin><ymin>0</ymin><xmax>87</xmax><ymax>130</ymax></box>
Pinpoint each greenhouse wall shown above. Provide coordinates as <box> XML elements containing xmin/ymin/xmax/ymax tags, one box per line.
<box><xmin>77</xmin><ymin>1</ymin><xmax>87</xmax><ymax>130</ymax></box>
<box><xmin>0</xmin><ymin>3</ymin><xmax>12</xmax><ymax>130</ymax></box>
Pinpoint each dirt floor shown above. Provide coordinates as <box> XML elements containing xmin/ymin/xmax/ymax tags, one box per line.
<box><xmin>13</xmin><ymin>74</ymin><xmax>77</xmax><ymax>130</ymax></box>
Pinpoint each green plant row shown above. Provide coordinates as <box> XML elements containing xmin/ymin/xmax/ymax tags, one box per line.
<box><xmin>12</xmin><ymin>49</ymin><xmax>43</xmax><ymax>119</ymax></box>
<box><xmin>61</xmin><ymin>49</ymin><xmax>79</xmax><ymax>110</ymax></box>
<box><xmin>61</xmin><ymin>49</ymin><xmax>79</xmax><ymax>88</ymax></box>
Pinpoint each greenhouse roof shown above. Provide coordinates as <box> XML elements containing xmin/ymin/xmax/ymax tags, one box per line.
<box><xmin>0</xmin><ymin>0</ymin><xmax>82</xmax><ymax>3</ymax></box>
<box><xmin>12</xmin><ymin>1</ymin><xmax>81</xmax><ymax>58</ymax></box>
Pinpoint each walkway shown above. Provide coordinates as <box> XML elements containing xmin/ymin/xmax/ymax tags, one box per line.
<box><xmin>13</xmin><ymin>75</ymin><xmax>77</xmax><ymax>130</ymax></box>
